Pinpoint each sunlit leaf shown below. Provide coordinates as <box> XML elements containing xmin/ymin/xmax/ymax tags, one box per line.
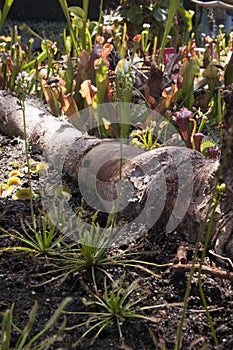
<box><xmin>13</xmin><ymin>189</ymin><xmax>33</xmax><ymax>200</ymax></box>
<box><xmin>7</xmin><ymin>176</ymin><xmax>21</xmax><ymax>186</ymax></box>
<box><xmin>79</xmin><ymin>80</ymin><xmax>97</xmax><ymax>106</ymax></box>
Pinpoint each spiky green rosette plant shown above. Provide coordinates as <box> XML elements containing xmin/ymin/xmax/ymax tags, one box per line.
<box><xmin>0</xmin><ymin>298</ymin><xmax>71</xmax><ymax>350</ymax></box>
<box><xmin>65</xmin><ymin>274</ymin><xmax>180</xmax><ymax>346</ymax></box>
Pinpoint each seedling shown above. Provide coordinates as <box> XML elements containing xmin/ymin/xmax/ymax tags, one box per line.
<box><xmin>65</xmin><ymin>274</ymin><xmax>164</xmax><ymax>346</ymax></box>
<box><xmin>0</xmin><ymin>215</ymin><xmax>64</xmax><ymax>256</ymax></box>
<box><xmin>0</xmin><ymin>298</ymin><xmax>71</xmax><ymax>350</ymax></box>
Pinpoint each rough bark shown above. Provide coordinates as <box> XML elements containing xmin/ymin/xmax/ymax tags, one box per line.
<box><xmin>0</xmin><ymin>91</ymin><xmax>232</xmax><ymax>259</ymax></box>
<box><xmin>213</xmin><ymin>88</ymin><xmax>233</xmax><ymax>259</ymax></box>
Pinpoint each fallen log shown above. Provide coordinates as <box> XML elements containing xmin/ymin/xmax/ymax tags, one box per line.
<box><xmin>0</xmin><ymin>90</ymin><xmax>232</xmax><ymax>259</ymax></box>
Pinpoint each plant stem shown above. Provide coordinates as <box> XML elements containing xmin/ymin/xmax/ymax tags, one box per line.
<box><xmin>95</xmin><ymin>0</ymin><xmax>104</xmax><ymax>44</ymax></box>
<box><xmin>175</xmin><ymin>128</ymin><xmax>230</xmax><ymax>349</ymax></box>
<box><xmin>20</xmin><ymin>97</ymin><xmax>36</xmax><ymax>231</ymax></box>
<box><xmin>158</xmin><ymin>0</ymin><xmax>179</xmax><ymax>66</ymax></box>
<box><xmin>197</xmin><ymin>193</ymin><xmax>220</xmax><ymax>346</ymax></box>
<box><xmin>0</xmin><ymin>0</ymin><xmax>15</xmax><ymax>31</ymax></box>
<box><xmin>58</xmin><ymin>0</ymin><xmax>79</xmax><ymax>55</ymax></box>
<box><xmin>81</xmin><ymin>0</ymin><xmax>89</xmax><ymax>50</ymax></box>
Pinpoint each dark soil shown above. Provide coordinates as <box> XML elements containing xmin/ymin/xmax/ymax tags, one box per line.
<box><xmin>0</xmin><ymin>134</ymin><xmax>233</xmax><ymax>350</ymax></box>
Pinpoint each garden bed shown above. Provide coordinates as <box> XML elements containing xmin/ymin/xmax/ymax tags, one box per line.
<box><xmin>0</xmin><ymin>132</ymin><xmax>233</xmax><ymax>349</ymax></box>
<box><xmin>1</xmin><ymin>2</ymin><xmax>233</xmax><ymax>349</ymax></box>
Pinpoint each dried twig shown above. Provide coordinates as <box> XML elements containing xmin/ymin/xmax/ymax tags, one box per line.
<box><xmin>188</xmin><ymin>306</ymin><xmax>224</xmax><ymax>313</ymax></box>
<box><xmin>209</xmin><ymin>249</ymin><xmax>233</xmax><ymax>269</ymax></box>
<box><xmin>188</xmin><ymin>336</ymin><xmax>210</xmax><ymax>350</ymax></box>
<box><xmin>173</xmin><ymin>263</ymin><xmax>233</xmax><ymax>281</ymax></box>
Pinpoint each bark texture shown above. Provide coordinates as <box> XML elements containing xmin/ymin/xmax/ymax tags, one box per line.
<box><xmin>0</xmin><ymin>91</ymin><xmax>232</xmax><ymax>259</ymax></box>
<box><xmin>212</xmin><ymin>88</ymin><xmax>233</xmax><ymax>259</ymax></box>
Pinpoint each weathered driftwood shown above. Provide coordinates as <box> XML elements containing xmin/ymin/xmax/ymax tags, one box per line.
<box><xmin>0</xmin><ymin>90</ymin><xmax>232</xmax><ymax>259</ymax></box>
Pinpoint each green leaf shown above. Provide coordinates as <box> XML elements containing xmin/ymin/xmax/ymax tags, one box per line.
<box><xmin>182</xmin><ymin>58</ymin><xmax>200</xmax><ymax>110</ymax></box>
<box><xmin>25</xmin><ymin>298</ymin><xmax>72</xmax><ymax>348</ymax></box>
<box><xmin>158</xmin><ymin>0</ymin><xmax>180</xmax><ymax>66</ymax></box>
<box><xmin>201</xmin><ymin>141</ymin><xmax>216</xmax><ymax>157</ymax></box>
<box><xmin>58</xmin><ymin>0</ymin><xmax>79</xmax><ymax>54</ymax></box>
<box><xmin>68</xmin><ymin>6</ymin><xmax>85</xmax><ymax>19</ymax></box>
<box><xmin>0</xmin><ymin>0</ymin><xmax>15</xmax><ymax>31</ymax></box>
<box><xmin>13</xmin><ymin>189</ymin><xmax>33</xmax><ymax>200</ymax></box>
<box><xmin>224</xmin><ymin>52</ymin><xmax>233</xmax><ymax>86</ymax></box>
<box><xmin>124</xmin><ymin>4</ymin><xmax>143</xmax><ymax>25</ymax></box>
<box><xmin>0</xmin><ymin>305</ymin><xmax>13</xmax><ymax>350</ymax></box>
<box><xmin>64</xmin><ymin>55</ymin><xmax>74</xmax><ymax>94</ymax></box>
<box><xmin>177</xmin><ymin>7</ymin><xmax>194</xmax><ymax>33</ymax></box>
<box><xmin>95</xmin><ymin>59</ymin><xmax>108</xmax><ymax>104</ymax></box>
<box><xmin>22</xmin><ymin>50</ymin><xmax>47</xmax><ymax>71</ymax></box>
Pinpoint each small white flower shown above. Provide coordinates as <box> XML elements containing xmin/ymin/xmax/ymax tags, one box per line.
<box><xmin>16</xmin><ymin>71</ymin><xmax>28</xmax><ymax>83</ymax></box>
<box><xmin>16</xmin><ymin>72</ymin><xmax>22</xmax><ymax>81</ymax></box>
<box><xmin>21</xmin><ymin>71</ymin><xmax>28</xmax><ymax>78</ymax></box>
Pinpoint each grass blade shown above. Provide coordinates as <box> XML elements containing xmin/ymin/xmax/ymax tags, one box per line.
<box><xmin>158</xmin><ymin>0</ymin><xmax>180</xmax><ymax>66</ymax></box>
<box><xmin>0</xmin><ymin>0</ymin><xmax>15</xmax><ymax>31</ymax></box>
